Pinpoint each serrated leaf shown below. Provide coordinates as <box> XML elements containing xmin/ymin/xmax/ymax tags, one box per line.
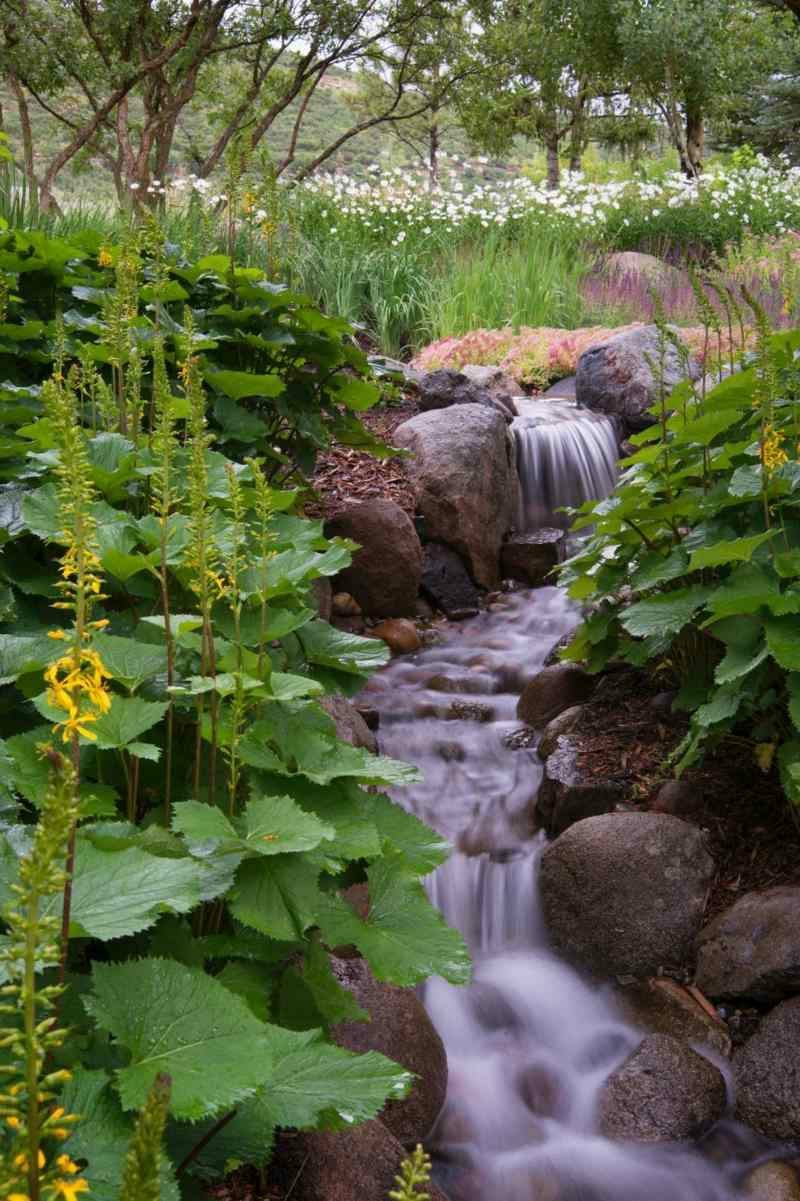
<box><xmin>91</xmin><ymin>696</ymin><xmax>168</xmax><ymax>749</ymax></box>
<box><xmin>630</xmin><ymin>546</ymin><xmax>689</xmax><ymax>590</ymax></box>
<box><xmin>269</xmin><ymin>671</ymin><xmax>324</xmax><ymax>700</ymax></box>
<box><xmin>298</xmin><ymin>620</ymin><xmax>389</xmax><ymax>675</ymax></box>
<box><xmin>778</xmin><ymin>740</ymin><xmax>800</xmax><ymax>805</ymax></box>
<box><xmin>706</xmin><ymin>563</ymin><xmax>781</xmax><ymax>618</ymax></box>
<box><xmin>217</xmin><ymin>960</ymin><xmax>273</xmax><ymax>1021</ymax></box>
<box><xmin>301</xmin><ymin>937</ymin><xmax>368</xmax><ymax>1024</ymax></box>
<box><xmin>6</xmin><ymin>726</ymin><xmax>118</xmax><ymax>815</ymax></box>
<box><xmin>172</xmin><ymin>800</ymin><xmax>238</xmax><ymax>843</ymax></box>
<box><xmin>766</xmin><ymin>617</ymin><xmax>800</xmax><ymax>671</ymax></box>
<box><xmin>91</xmin><ymin>633</ymin><xmax>166</xmax><ymax>692</ymax></box>
<box><xmin>241</xmin><ymin>793</ymin><xmax>334</xmax><ymax>855</ymax></box>
<box><xmin>788</xmin><ymin>674</ymin><xmax>800</xmax><ymax>730</ymax></box>
<box><xmin>316</xmin><ymin>853</ymin><xmax>470</xmax><ymax>987</ymax></box>
<box><xmin>0</xmin><ymin>632</ymin><xmax>60</xmax><ymax>683</ymax></box>
<box><xmin>620</xmin><ymin>586</ymin><xmax>711</xmax><ymax>639</ymax></box>
<box><xmin>695</xmin><ymin>685</ymin><xmax>744</xmax><ymax>728</ymax></box>
<box><xmin>230</xmin><ymin>854</ymin><xmax>322</xmax><ymax>940</ymax></box>
<box><xmin>369</xmin><ymin>793</ymin><xmax>451</xmax><ymax>874</ymax></box>
<box><xmin>689</xmin><ymin>532</ymin><xmax>774</xmax><ymax>572</ymax></box>
<box><xmin>85</xmin><ymin>959</ymin><xmax>278</xmax><ymax>1119</ymax></box>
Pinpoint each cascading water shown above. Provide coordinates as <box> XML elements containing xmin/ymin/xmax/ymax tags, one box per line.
<box><xmin>358</xmin><ymin>399</ymin><xmax>755</xmax><ymax>1201</ymax></box>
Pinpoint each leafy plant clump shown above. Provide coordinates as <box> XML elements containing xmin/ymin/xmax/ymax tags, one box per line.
<box><xmin>0</xmin><ymin>228</ymin><xmax>470</xmax><ymax>1197</ymax></box>
<box><xmin>560</xmin><ymin>313</ymin><xmax>800</xmax><ymax>803</ymax></box>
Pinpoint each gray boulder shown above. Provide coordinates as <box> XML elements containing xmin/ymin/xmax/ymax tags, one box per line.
<box><xmin>615</xmin><ymin>977</ymin><xmax>732</xmax><ymax>1058</ymax></box>
<box><xmin>319</xmin><ymin>695</ymin><xmax>377</xmax><ymax>753</ymax></box>
<box><xmin>576</xmin><ymin>324</ymin><xmax>700</xmax><ymax>432</ymax></box>
<box><xmin>538</xmin><ymin>705</ymin><xmax>584</xmax><ymax>759</ymax></box>
<box><xmin>735</xmin><ymin>996</ymin><xmax>800</xmax><ymax>1138</ymax></box>
<box><xmin>394</xmin><ymin>404</ymin><xmax>516</xmax><ymax>588</ymax></box>
<box><xmin>744</xmin><ymin>1162</ymin><xmax>800</xmax><ymax>1201</ymax></box>
<box><xmin>695</xmin><ymin>886</ymin><xmax>800</xmax><ymax>1004</ymax></box>
<box><xmin>324</xmin><ymin>499</ymin><xmax>423</xmax><ymax>618</ymax></box>
<box><xmin>598</xmin><ymin>1033</ymin><xmax>726</xmax><ymax>1143</ymax></box>
<box><xmin>535</xmin><ymin>735</ymin><xmax>623</xmax><ymax>836</ymax></box>
<box><xmin>421</xmin><ymin>541</ymin><xmax>481</xmax><ymax>620</ymax></box>
<box><xmin>418</xmin><ymin>367</ymin><xmax>517</xmax><ymax>422</ymax></box>
<box><xmin>540</xmin><ymin>812</ymin><xmax>715</xmax><ymax>978</ymax></box>
<box><xmin>517</xmin><ymin>663</ymin><xmax>594</xmax><ymax>728</ymax></box>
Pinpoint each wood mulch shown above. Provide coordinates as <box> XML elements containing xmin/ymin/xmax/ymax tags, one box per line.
<box><xmin>571</xmin><ymin>667</ymin><xmax>800</xmax><ymax>923</ymax></box>
<box><xmin>306</xmin><ymin>399</ymin><xmax>419</xmax><ymax>521</ymax></box>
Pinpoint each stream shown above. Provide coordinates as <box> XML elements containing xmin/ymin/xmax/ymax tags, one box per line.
<box><xmin>358</xmin><ymin>399</ymin><xmax>756</xmax><ymax>1201</ymax></box>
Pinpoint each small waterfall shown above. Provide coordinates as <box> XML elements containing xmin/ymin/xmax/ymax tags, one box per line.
<box><xmin>358</xmin><ymin>403</ymin><xmax>755</xmax><ymax>1201</ymax></box>
<box><xmin>512</xmin><ymin>399</ymin><xmax>620</xmax><ymax>530</ymax></box>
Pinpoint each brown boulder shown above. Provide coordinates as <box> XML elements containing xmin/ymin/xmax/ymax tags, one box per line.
<box><xmin>696</xmin><ymin>886</ymin><xmax>800</xmax><ymax>1004</ymax></box>
<box><xmin>517</xmin><ymin>663</ymin><xmax>594</xmax><ymax>728</ymax></box>
<box><xmin>271</xmin><ymin>1121</ymin><xmax>451</xmax><ymax>1201</ymax></box>
<box><xmin>319</xmin><ymin>695</ymin><xmax>377</xmax><ymax>753</ymax></box>
<box><xmin>501</xmin><ymin>529</ymin><xmax>564</xmax><ymax>587</ymax></box>
<box><xmin>615</xmin><ymin>978</ymin><xmax>731</xmax><ymax>1058</ymax></box>
<box><xmin>598</xmin><ymin>1033</ymin><xmax>726</xmax><ymax>1143</ymax></box>
<box><xmin>540</xmin><ymin>813</ymin><xmax>715</xmax><ymax>979</ymax></box>
<box><xmin>650</xmin><ymin>780</ymin><xmax>703</xmax><ymax>817</ymax></box>
<box><xmin>744</xmin><ymin>1162</ymin><xmax>800</xmax><ymax>1201</ymax></box>
<box><xmin>735</xmin><ymin>996</ymin><xmax>800</xmax><ymax>1138</ymax></box>
<box><xmin>394</xmin><ymin>404</ymin><xmax>516</xmax><ymax>587</ymax></box>
<box><xmin>372</xmin><ymin>618</ymin><xmax>421</xmax><ymax>655</ymax></box>
<box><xmin>329</xmin><ymin>956</ymin><xmax>448</xmax><ymax>1146</ymax></box>
<box><xmin>325</xmin><ymin>501</ymin><xmax>423</xmax><ymax>618</ymax></box>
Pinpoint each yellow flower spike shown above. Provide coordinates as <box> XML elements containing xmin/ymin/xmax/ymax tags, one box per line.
<box><xmin>56</xmin><ymin>1155</ymin><xmax>80</xmax><ymax>1175</ymax></box>
<box><xmin>53</xmin><ymin>1179</ymin><xmax>90</xmax><ymax>1201</ymax></box>
<box><xmin>8</xmin><ymin>1193</ymin><xmax>30</xmax><ymax>1201</ymax></box>
<box><xmin>98</xmin><ymin>247</ymin><xmax>114</xmax><ymax>268</ymax></box>
<box><xmin>47</xmin><ymin>629</ymin><xmax>68</xmax><ymax>641</ymax></box>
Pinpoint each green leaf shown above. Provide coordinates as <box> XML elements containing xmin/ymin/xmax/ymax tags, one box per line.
<box><xmin>216</xmin><ymin>961</ymin><xmax>273</xmax><ymax>1022</ymax></box>
<box><xmin>630</xmin><ymin>546</ymin><xmax>689</xmax><ymax>590</ymax></box>
<box><xmin>729</xmin><ymin>464</ymin><xmax>763</xmax><ymax>498</ymax></box>
<box><xmin>174</xmin><ymin>793</ymin><xmax>334</xmax><ymax>857</ymax></box>
<box><xmin>788</xmin><ymin>675</ymin><xmax>800</xmax><ymax>730</ymax></box>
<box><xmin>206</xmin><ymin>369</ymin><xmax>285</xmax><ymax>400</ymax></box>
<box><xmin>331</xmin><ymin>376</ymin><xmax>380</xmax><ymax>412</ymax></box>
<box><xmin>213</xmin><ymin>395</ymin><xmax>268</xmax><ymax>442</ymax></box>
<box><xmin>91</xmin><ymin>633</ymin><xmax>166</xmax><ymax>692</ymax></box>
<box><xmin>298</xmin><ymin>620</ymin><xmax>389</xmax><ymax>675</ymax></box>
<box><xmin>713</xmin><ymin>618</ymin><xmax>769</xmax><ymax>685</ymax></box>
<box><xmin>620</xmin><ymin>587</ymin><xmax>711</xmax><ymax>639</ymax></box>
<box><xmin>689</xmin><ymin>532</ymin><xmax>774</xmax><ymax>572</ymax></box>
<box><xmin>62</xmin><ymin>1070</ymin><xmax>179</xmax><ymax>1201</ymax></box>
<box><xmin>85</xmin><ymin>959</ymin><xmax>278</xmax><ymax>1119</ymax></box>
<box><xmin>300</xmin><ymin>937</ymin><xmax>368</xmax><ymax>1024</ymax></box>
<box><xmin>172</xmin><ymin>800</ymin><xmax>237</xmax><ymax>843</ymax></box>
<box><xmin>91</xmin><ymin>696</ymin><xmax>168</xmax><ymax>750</ymax></box>
<box><xmin>316</xmin><ymin>853</ymin><xmax>471</xmax><ymax>987</ymax></box>
<box><xmin>230</xmin><ymin>854</ymin><xmax>322</xmax><ymax>940</ymax></box>
<box><xmin>269</xmin><ymin>671</ymin><xmax>324</xmax><ymax>700</ymax></box>
<box><xmin>766</xmin><ymin>617</ymin><xmax>800</xmax><ymax>671</ymax></box>
<box><xmin>694</xmin><ymin>685</ymin><xmax>744</xmax><ymax>728</ymax></box>
<box><xmin>778</xmin><ymin>740</ymin><xmax>800</xmax><ymax>805</ymax></box>
<box><xmin>369</xmin><ymin>793</ymin><xmax>451</xmax><ymax>875</ymax></box>
<box><xmin>706</xmin><ymin>564</ymin><xmax>781</xmax><ymax>618</ymax></box>
<box><xmin>0</xmin><ymin>633</ymin><xmax>60</xmax><ymax>683</ymax></box>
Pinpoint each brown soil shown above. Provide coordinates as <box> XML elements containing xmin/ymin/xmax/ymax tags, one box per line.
<box><xmin>570</xmin><ymin>667</ymin><xmax>800</xmax><ymax>922</ymax></box>
<box><xmin>307</xmin><ymin>399</ymin><xmax>419</xmax><ymax>520</ymax></box>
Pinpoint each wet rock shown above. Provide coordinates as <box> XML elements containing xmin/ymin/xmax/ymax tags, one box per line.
<box><xmin>535</xmin><ymin>735</ymin><xmax>624</xmax><ymax>836</ymax></box>
<box><xmin>427</xmin><ymin>673</ymin><xmax>492</xmax><ymax>695</ymax></box>
<box><xmin>696</xmin><ymin>887</ymin><xmax>800</xmax><ymax>1004</ymax></box>
<box><xmin>324</xmin><ymin>500</ymin><xmax>423</xmax><ymax>618</ymax></box>
<box><xmin>598</xmin><ymin>1033</ymin><xmax>726</xmax><ymax>1143</ymax></box>
<box><xmin>516</xmin><ymin>1060</ymin><xmax>567</xmax><ymax>1120</ymax></box>
<box><xmin>312</xmin><ymin>576</ymin><xmax>332</xmax><ymax>621</ymax></box>
<box><xmin>436</xmin><ymin>740</ymin><xmax>466</xmax><ymax>763</ymax></box>
<box><xmin>744</xmin><ymin>1162</ymin><xmax>800</xmax><ymax>1201</ymax></box>
<box><xmin>372</xmin><ymin>618</ymin><xmax>421</xmax><ymax>655</ymax></box>
<box><xmin>505</xmin><ymin>726</ymin><xmax>539</xmax><ymax>751</ymax></box>
<box><xmin>517</xmin><ymin>663</ymin><xmax>594</xmax><ymax>728</ymax></box>
<box><xmin>736</xmin><ymin>996</ymin><xmax>800</xmax><ymax>1138</ymax></box>
<box><xmin>319</xmin><ymin>695</ymin><xmax>377</xmax><ymax>753</ymax></box>
<box><xmin>650</xmin><ymin>780</ymin><xmax>703</xmax><ymax>817</ymax></box>
<box><xmin>446</xmin><ymin>699</ymin><xmax>494</xmax><ymax>723</ymax></box>
<box><xmin>615</xmin><ymin>977</ymin><xmax>732</xmax><ymax>1058</ymax></box>
<box><xmin>394</xmin><ymin>405</ymin><xmax>516</xmax><ymax>587</ymax></box>
<box><xmin>332</xmin><ymin>591</ymin><xmax>362</xmax><ymax>616</ymax></box>
<box><xmin>576</xmin><ymin>324</ymin><xmax>700</xmax><ymax>433</ymax></box>
<box><xmin>271</xmin><ymin>1121</ymin><xmax>452</xmax><ymax>1201</ymax></box>
<box><xmin>415</xmin><ymin>595</ymin><xmax>436</xmax><ymax>620</ymax></box>
<box><xmin>501</xmin><ymin>529</ymin><xmax>565</xmax><ymax>587</ymax></box>
<box><xmin>355</xmin><ymin>704</ymin><xmax>380</xmax><ymax>731</ymax></box>
<box><xmin>540</xmin><ymin>812</ymin><xmax>715</xmax><ymax>978</ymax></box>
<box><xmin>540</xmin><ymin>375</ymin><xmax>577</xmax><ymax>400</ymax></box>
<box><xmin>421</xmin><ymin>542</ymin><xmax>482</xmax><ymax>620</ymax></box>
<box><xmin>329</xmin><ymin>955</ymin><xmax>448</xmax><ymax>1145</ymax></box>
<box><xmin>418</xmin><ymin>367</ymin><xmax>517</xmax><ymax>423</ymax></box>
<box><xmin>538</xmin><ymin>705</ymin><xmax>584</xmax><ymax>759</ymax></box>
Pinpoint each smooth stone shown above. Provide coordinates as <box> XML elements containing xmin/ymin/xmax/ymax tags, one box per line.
<box><xmin>735</xmin><ymin>996</ymin><xmax>800</xmax><ymax>1138</ymax></box>
<box><xmin>537</xmin><ymin>705</ymin><xmax>584</xmax><ymax>759</ymax></box>
<box><xmin>696</xmin><ymin>886</ymin><xmax>800</xmax><ymax>1004</ymax></box>
<box><xmin>325</xmin><ymin>499</ymin><xmax>423</xmax><ymax>618</ymax></box>
<box><xmin>517</xmin><ymin>663</ymin><xmax>594</xmax><ymax>728</ymax></box>
<box><xmin>651</xmin><ymin>780</ymin><xmax>703</xmax><ymax>816</ymax></box>
<box><xmin>372</xmin><ymin>618</ymin><xmax>421</xmax><ymax>655</ymax></box>
<box><xmin>332</xmin><ymin>591</ymin><xmax>362</xmax><ymax>616</ymax></box>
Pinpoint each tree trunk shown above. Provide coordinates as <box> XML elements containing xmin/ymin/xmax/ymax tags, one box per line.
<box><xmin>428</xmin><ymin>116</ymin><xmax>439</xmax><ymax>191</ymax></box>
<box><xmin>685</xmin><ymin>102</ymin><xmax>704</xmax><ymax>177</ymax></box>
<box><xmin>545</xmin><ymin>135</ymin><xmax>560</xmax><ymax>189</ymax></box>
<box><xmin>7</xmin><ymin>72</ymin><xmax>38</xmax><ymax>204</ymax></box>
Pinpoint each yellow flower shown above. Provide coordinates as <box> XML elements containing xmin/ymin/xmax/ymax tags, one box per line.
<box><xmin>53</xmin><ymin>1179</ymin><xmax>89</xmax><ymax>1201</ymax></box>
<box><xmin>6</xmin><ymin>1114</ymin><xmax>21</xmax><ymax>1129</ymax></box>
<box><xmin>47</xmin><ymin>629</ymin><xmax>68</xmax><ymax>641</ymax></box>
<box><xmin>13</xmin><ymin>1150</ymin><xmax>45</xmax><ymax>1170</ymax></box>
<box><xmin>98</xmin><ymin>247</ymin><xmax>113</xmax><ymax>268</ymax></box>
<box><xmin>762</xmin><ymin>423</ymin><xmax>789</xmax><ymax>472</ymax></box>
<box><xmin>56</xmin><ymin>1156</ymin><xmax>80</xmax><ymax>1176</ymax></box>
<box><xmin>8</xmin><ymin>1193</ymin><xmax>30</xmax><ymax>1201</ymax></box>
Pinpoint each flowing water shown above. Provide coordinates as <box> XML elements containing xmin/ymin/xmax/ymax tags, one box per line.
<box><xmin>359</xmin><ymin>402</ymin><xmax>754</xmax><ymax>1201</ymax></box>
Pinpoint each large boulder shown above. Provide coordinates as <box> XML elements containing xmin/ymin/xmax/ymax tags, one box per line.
<box><xmin>744</xmin><ymin>1162</ymin><xmax>800</xmax><ymax>1201</ymax></box>
<box><xmin>535</xmin><ymin>735</ymin><xmax>623</xmax><ymax>836</ymax></box>
<box><xmin>421</xmin><ymin>542</ymin><xmax>481</xmax><ymax>620</ymax></box>
<box><xmin>418</xmin><ymin>367</ymin><xmax>517</xmax><ymax>422</ymax></box>
<box><xmin>602</xmin><ymin>251</ymin><xmax>682</xmax><ymax>286</ymax></box>
<box><xmin>615</xmin><ymin>978</ymin><xmax>732</xmax><ymax>1058</ymax></box>
<box><xmin>271</xmin><ymin>1121</ymin><xmax>451</xmax><ymax>1201</ymax></box>
<box><xmin>735</xmin><ymin>996</ymin><xmax>800</xmax><ymax>1138</ymax></box>
<box><xmin>517</xmin><ymin>663</ymin><xmax>594</xmax><ymax>728</ymax></box>
<box><xmin>540</xmin><ymin>813</ymin><xmax>715</xmax><ymax>978</ymax></box>
<box><xmin>695</xmin><ymin>886</ymin><xmax>800</xmax><ymax>1004</ymax></box>
<box><xmin>324</xmin><ymin>500</ymin><xmax>423</xmax><ymax>618</ymax></box>
<box><xmin>576</xmin><ymin>324</ymin><xmax>700</xmax><ymax>432</ymax></box>
<box><xmin>329</xmin><ymin>955</ymin><xmax>448</xmax><ymax>1145</ymax></box>
<box><xmin>394</xmin><ymin>405</ymin><xmax>516</xmax><ymax>588</ymax></box>
<box><xmin>598</xmin><ymin>1033</ymin><xmax>726</xmax><ymax>1143</ymax></box>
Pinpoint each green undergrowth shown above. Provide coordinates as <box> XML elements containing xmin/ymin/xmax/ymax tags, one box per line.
<box><xmin>0</xmin><ymin>222</ymin><xmax>469</xmax><ymax>1198</ymax></box>
<box><xmin>560</xmin><ymin>314</ymin><xmax>800</xmax><ymax>804</ymax></box>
